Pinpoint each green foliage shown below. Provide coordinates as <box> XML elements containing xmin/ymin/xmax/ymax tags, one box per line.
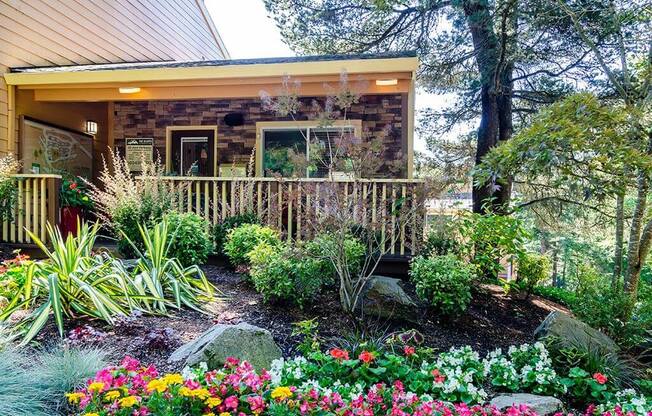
<box><xmin>162</xmin><ymin>211</ymin><xmax>213</xmax><ymax>267</ymax></box>
<box><xmin>456</xmin><ymin>212</ymin><xmax>528</xmax><ymax>280</ymax></box>
<box><xmin>0</xmin><ymin>253</ymin><xmax>32</xmax><ymax>307</ymax></box>
<box><xmin>0</xmin><ymin>154</ymin><xmax>19</xmax><ymax>222</ymax></box>
<box><xmin>532</xmin><ymin>286</ymin><xmax>578</xmax><ymax>307</ymax></box>
<box><xmin>422</xmin><ymin>230</ymin><xmax>460</xmax><ymax>257</ymax></box>
<box><xmin>212</xmin><ymin>212</ymin><xmax>259</xmax><ymax>256</ymax></box>
<box><xmin>291</xmin><ymin>319</ymin><xmax>321</xmax><ymax>355</ymax></box>
<box><xmin>409</xmin><ymin>254</ymin><xmax>474</xmax><ymax>316</ymax></box>
<box><xmin>517</xmin><ymin>252</ymin><xmax>551</xmax><ymax>296</ymax></box>
<box><xmin>0</xmin><ymin>221</ymin><xmax>214</xmax><ymax>344</ymax></box>
<box><xmin>60</xmin><ymin>177</ymin><xmax>93</xmax><ymax>209</ymax></box>
<box><xmin>114</xmin><ymin>193</ymin><xmax>171</xmax><ymax>258</ymax></box>
<box><xmin>224</xmin><ymin>223</ymin><xmax>281</xmax><ymax>267</ymax></box>
<box><xmin>304</xmin><ymin>232</ymin><xmax>366</xmax><ymax>284</ymax></box>
<box><xmin>248</xmin><ymin>243</ymin><xmax>324</xmax><ymax>307</ymax></box>
<box><xmin>0</xmin><ymin>348</ymin><xmax>48</xmax><ymax>415</ymax></box>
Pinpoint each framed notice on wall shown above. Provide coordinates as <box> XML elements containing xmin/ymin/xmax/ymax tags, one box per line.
<box><xmin>126</xmin><ymin>138</ymin><xmax>154</xmax><ymax>172</ymax></box>
<box><xmin>20</xmin><ymin>116</ymin><xmax>93</xmax><ymax>178</ymax></box>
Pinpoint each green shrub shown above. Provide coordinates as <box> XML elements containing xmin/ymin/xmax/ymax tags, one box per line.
<box><xmin>248</xmin><ymin>243</ymin><xmax>324</xmax><ymax>307</ymax></box>
<box><xmin>423</xmin><ymin>231</ymin><xmax>460</xmax><ymax>257</ymax></box>
<box><xmin>163</xmin><ymin>211</ymin><xmax>213</xmax><ymax>267</ymax></box>
<box><xmin>0</xmin><ymin>154</ymin><xmax>19</xmax><ymax>222</ymax></box>
<box><xmin>456</xmin><ymin>213</ymin><xmax>528</xmax><ymax>280</ymax></box>
<box><xmin>212</xmin><ymin>212</ymin><xmax>259</xmax><ymax>256</ymax></box>
<box><xmin>516</xmin><ymin>252</ymin><xmax>551</xmax><ymax>296</ymax></box>
<box><xmin>304</xmin><ymin>233</ymin><xmax>366</xmax><ymax>285</ymax></box>
<box><xmin>533</xmin><ymin>285</ymin><xmax>577</xmax><ymax>307</ymax></box>
<box><xmin>224</xmin><ymin>223</ymin><xmax>281</xmax><ymax>267</ymax></box>
<box><xmin>409</xmin><ymin>254</ymin><xmax>475</xmax><ymax>315</ymax></box>
<box><xmin>114</xmin><ymin>194</ymin><xmax>171</xmax><ymax>258</ymax></box>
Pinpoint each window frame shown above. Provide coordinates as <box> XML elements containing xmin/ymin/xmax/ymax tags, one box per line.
<box><xmin>255</xmin><ymin>120</ymin><xmax>363</xmax><ymax>177</ymax></box>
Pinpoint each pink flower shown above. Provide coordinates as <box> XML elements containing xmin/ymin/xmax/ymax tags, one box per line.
<box><xmin>224</xmin><ymin>357</ymin><xmax>240</xmax><ymax>368</ymax></box>
<box><xmin>404</xmin><ymin>345</ymin><xmax>416</xmax><ymax>356</ymax></box>
<box><xmin>593</xmin><ymin>372</ymin><xmax>608</xmax><ymax>385</ymax></box>
<box><xmin>247</xmin><ymin>395</ymin><xmax>265</xmax><ymax>414</ymax></box>
<box><xmin>121</xmin><ymin>356</ymin><xmax>140</xmax><ymax>372</ymax></box>
<box><xmin>432</xmin><ymin>369</ymin><xmax>446</xmax><ymax>384</ymax></box>
<box><xmin>225</xmin><ymin>395</ymin><xmax>239</xmax><ymax>410</ymax></box>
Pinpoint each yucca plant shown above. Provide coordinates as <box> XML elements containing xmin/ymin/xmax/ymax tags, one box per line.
<box><xmin>0</xmin><ymin>222</ymin><xmax>135</xmax><ymax>344</ymax></box>
<box><xmin>123</xmin><ymin>219</ymin><xmax>215</xmax><ymax>313</ymax></box>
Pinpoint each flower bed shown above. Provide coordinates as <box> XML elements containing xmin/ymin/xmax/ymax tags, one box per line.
<box><xmin>67</xmin><ymin>352</ymin><xmax>652</xmax><ymax>416</ymax></box>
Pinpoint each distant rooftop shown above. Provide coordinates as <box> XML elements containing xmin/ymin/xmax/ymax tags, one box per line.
<box><xmin>12</xmin><ymin>51</ymin><xmax>417</xmax><ymax>74</ymax></box>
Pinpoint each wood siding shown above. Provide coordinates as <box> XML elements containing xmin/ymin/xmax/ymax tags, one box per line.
<box><xmin>0</xmin><ymin>0</ymin><xmax>226</xmax><ymax>155</ymax></box>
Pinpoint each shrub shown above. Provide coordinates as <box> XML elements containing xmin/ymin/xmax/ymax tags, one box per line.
<box><xmin>85</xmin><ymin>150</ymin><xmax>174</xmax><ymax>258</ymax></box>
<box><xmin>248</xmin><ymin>243</ymin><xmax>324</xmax><ymax>307</ymax></box>
<box><xmin>423</xmin><ymin>231</ymin><xmax>460</xmax><ymax>257</ymax></box>
<box><xmin>224</xmin><ymin>223</ymin><xmax>281</xmax><ymax>267</ymax></box>
<box><xmin>212</xmin><ymin>212</ymin><xmax>259</xmax><ymax>256</ymax></box>
<box><xmin>533</xmin><ymin>285</ymin><xmax>577</xmax><ymax>307</ymax></box>
<box><xmin>0</xmin><ymin>154</ymin><xmax>19</xmax><ymax>222</ymax></box>
<box><xmin>516</xmin><ymin>252</ymin><xmax>551</xmax><ymax>297</ymax></box>
<box><xmin>0</xmin><ymin>348</ymin><xmax>48</xmax><ymax>415</ymax></box>
<box><xmin>162</xmin><ymin>211</ymin><xmax>213</xmax><ymax>266</ymax></box>
<box><xmin>409</xmin><ymin>254</ymin><xmax>475</xmax><ymax>315</ymax></box>
<box><xmin>304</xmin><ymin>232</ymin><xmax>366</xmax><ymax>285</ymax></box>
<box><xmin>456</xmin><ymin>212</ymin><xmax>528</xmax><ymax>280</ymax></box>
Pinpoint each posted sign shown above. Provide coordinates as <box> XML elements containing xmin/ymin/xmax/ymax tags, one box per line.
<box><xmin>126</xmin><ymin>138</ymin><xmax>154</xmax><ymax>171</ymax></box>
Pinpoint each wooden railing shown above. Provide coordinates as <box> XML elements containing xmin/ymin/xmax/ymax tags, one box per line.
<box><xmin>1</xmin><ymin>174</ymin><xmax>61</xmax><ymax>244</ymax></box>
<box><xmin>137</xmin><ymin>176</ymin><xmax>427</xmax><ymax>256</ymax></box>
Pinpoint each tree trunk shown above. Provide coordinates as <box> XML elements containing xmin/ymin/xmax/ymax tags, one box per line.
<box><xmin>613</xmin><ymin>193</ymin><xmax>624</xmax><ymax>286</ymax></box>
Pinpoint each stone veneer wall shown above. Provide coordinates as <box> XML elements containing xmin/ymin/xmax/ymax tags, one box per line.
<box><xmin>113</xmin><ymin>94</ymin><xmax>407</xmax><ymax>177</ymax></box>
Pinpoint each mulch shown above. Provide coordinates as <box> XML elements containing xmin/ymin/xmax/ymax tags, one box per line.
<box><xmin>29</xmin><ymin>263</ymin><xmax>568</xmax><ymax>372</ymax></box>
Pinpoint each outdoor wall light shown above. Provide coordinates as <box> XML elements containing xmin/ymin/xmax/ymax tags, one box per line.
<box><xmin>119</xmin><ymin>87</ymin><xmax>141</xmax><ymax>94</ymax></box>
<box><xmin>85</xmin><ymin>120</ymin><xmax>98</xmax><ymax>135</ymax></box>
<box><xmin>375</xmin><ymin>78</ymin><xmax>398</xmax><ymax>86</ymax></box>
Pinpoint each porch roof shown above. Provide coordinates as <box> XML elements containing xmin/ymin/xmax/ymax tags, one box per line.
<box><xmin>4</xmin><ymin>51</ymin><xmax>418</xmax><ymax>88</ymax></box>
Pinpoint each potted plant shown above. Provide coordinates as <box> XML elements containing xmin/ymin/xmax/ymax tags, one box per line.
<box><xmin>60</xmin><ymin>177</ymin><xmax>92</xmax><ymax>237</ymax></box>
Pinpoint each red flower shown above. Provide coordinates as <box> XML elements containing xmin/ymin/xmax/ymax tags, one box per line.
<box><xmin>432</xmin><ymin>369</ymin><xmax>446</xmax><ymax>383</ymax></box>
<box><xmin>593</xmin><ymin>372</ymin><xmax>608</xmax><ymax>385</ymax></box>
<box><xmin>403</xmin><ymin>346</ymin><xmax>416</xmax><ymax>356</ymax></box>
<box><xmin>329</xmin><ymin>348</ymin><xmax>349</xmax><ymax>361</ymax></box>
<box><xmin>358</xmin><ymin>351</ymin><xmax>375</xmax><ymax>364</ymax></box>
<box><xmin>69</xmin><ymin>182</ymin><xmax>78</xmax><ymax>190</ymax></box>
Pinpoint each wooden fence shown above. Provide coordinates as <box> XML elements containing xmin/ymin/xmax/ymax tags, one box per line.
<box><xmin>1</xmin><ymin>174</ymin><xmax>61</xmax><ymax>244</ymax></box>
<box><xmin>137</xmin><ymin>176</ymin><xmax>427</xmax><ymax>256</ymax></box>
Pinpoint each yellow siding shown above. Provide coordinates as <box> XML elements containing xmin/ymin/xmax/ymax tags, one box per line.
<box><xmin>0</xmin><ymin>0</ymin><xmax>226</xmax><ymax>156</ymax></box>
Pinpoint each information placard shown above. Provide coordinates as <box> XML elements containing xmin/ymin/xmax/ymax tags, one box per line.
<box><xmin>126</xmin><ymin>138</ymin><xmax>154</xmax><ymax>171</ymax></box>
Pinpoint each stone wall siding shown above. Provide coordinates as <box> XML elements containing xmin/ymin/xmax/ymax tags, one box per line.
<box><xmin>113</xmin><ymin>94</ymin><xmax>407</xmax><ymax>177</ymax></box>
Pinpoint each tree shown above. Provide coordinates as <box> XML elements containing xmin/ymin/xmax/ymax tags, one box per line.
<box><xmin>264</xmin><ymin>0</ymin><xmax>609</xmax><ymax>212</ymax></box>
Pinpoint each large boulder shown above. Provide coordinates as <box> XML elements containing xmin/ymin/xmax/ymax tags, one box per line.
<box><xmin>534</xmin><ymin>311</ymin><xmax>619</xmax><ymax>353</ymax></box>
<box><xmin>360</xmin><ymin>275</ymin><xmax>418</xmax><ymax>320</ymax></box>
<box><xmin>490</xmin><ymin>393</ymin><xmax>563</xmax><ymax>416</ymax></box>
<box><xmin>169</xmin><ymin>322</ymin><xmax>282</xmax><ymax>370</ymax></box>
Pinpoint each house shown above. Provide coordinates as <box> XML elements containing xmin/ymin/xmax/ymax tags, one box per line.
<box><xmin>0</xmin><ymin>2</ymin><xmax>421</xmax><ymax>255</ymax></box>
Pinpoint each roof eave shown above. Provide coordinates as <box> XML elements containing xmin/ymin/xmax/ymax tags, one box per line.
<box><xmin>4</xmin><ymin>56</ymin><xmax>418</xmax><ymax>86</ymax></box>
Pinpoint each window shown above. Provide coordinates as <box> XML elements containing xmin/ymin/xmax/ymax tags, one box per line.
<box><xmin>259</xmin><ymin>124</ymin><xmax>357</xmax><ymax>177</ymax></box>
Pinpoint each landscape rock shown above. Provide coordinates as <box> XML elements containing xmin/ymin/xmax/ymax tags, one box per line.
<box><xmin>490</xmin><ymin>393</ymin><xmax>563</xmax><ymax>416</ymax></box>
<box><xmin>169</xmin><ymin>322</ymin><xmax>281</xmax><ymax>370</ymax></box>
<box><xmin>534</xmin><ymin>311</ymin><xmax>619</xmax><ymax>353</ymax></box>
<box><xmin>360</xmin><ymin>275</ymin><xmax>418</xmax><ymax>320</ymax></box>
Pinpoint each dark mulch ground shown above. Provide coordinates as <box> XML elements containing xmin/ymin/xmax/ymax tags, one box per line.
<box><xmin>29</xmin><ymin>263</ymin><xmax>568</xmax><ymax>372</ymax></box>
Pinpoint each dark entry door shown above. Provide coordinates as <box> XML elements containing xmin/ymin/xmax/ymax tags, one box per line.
<box><xmin>170</xmin><ymin>129</ymin><xmax>215</xmax><ymax>176</ymax></box>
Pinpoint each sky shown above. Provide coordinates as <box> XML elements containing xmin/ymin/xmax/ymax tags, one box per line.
<box><xmin>205</xmin><ymin>0</ymin><xmax>445</xmax><ymax>154</ymax></box>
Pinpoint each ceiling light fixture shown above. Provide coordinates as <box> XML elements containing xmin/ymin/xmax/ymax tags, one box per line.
<box><xmin>375</xmin><ymin>79</ymin><xmax>398</xmax><ymax>86</ymax></box>
<box><xmin>119</xmin><ymin>87</ymin><xmax>141</xmax><ymax>94</ymax></box>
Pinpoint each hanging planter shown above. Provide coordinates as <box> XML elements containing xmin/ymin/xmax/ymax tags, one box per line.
<box><xmin>59</xmin><ymin>177</ymin><xmax>93</xmax><ymax>237</ymax></box>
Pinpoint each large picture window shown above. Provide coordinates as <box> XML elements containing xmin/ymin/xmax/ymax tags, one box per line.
<box><xmin>259</xmin><ymin>124</ymin><xmax>358</xmax><ymax>177</ymax></box>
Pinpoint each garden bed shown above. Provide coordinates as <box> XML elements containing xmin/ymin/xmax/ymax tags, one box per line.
<box><xmin>34</xmin><ymin>264</ymin><xmax>568</xmax><ymax>373</ymax></box>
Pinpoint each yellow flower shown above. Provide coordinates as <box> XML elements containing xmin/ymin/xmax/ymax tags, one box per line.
<box><xmin>119</xmin><ymin>395</ymin><xmax>139</xmax><ymax>408</ymax></box>
<box><xmin>146</xmin><ymin>378</ymin><xmax>168</xmax><ymax>393</ymax></box>
<box><xmin>191</xmin><ymin>388</ymin><xmax>211</xmax><ymax>400</ymax></box>
<box><xmin>65</xmin><ymin>392</ymin><xmax>85</xmax><ymax>403</ymax></box>
<box><xmin>84</xmin><ymin>413</ymin><xmax>100</xmax><ymax>416</ymax></box>
<box><xmin>203</xmin><ymin>413</ymin><xmax>216</xmax><ymax>416</ymax></box>
<box><xmin>88</xmin><ymin>382</ymin><xmax>105</xmax><ymax>393</ymax></box>
<box><xmin>205</xmin><ymin>397</ymin><xmax>223</xmax><ymax>408</ymax></box>
<box><xmin>179</xmin><ymin>386</ymin><xmax>193</xmax><ymax>397</ymax></box>
<box><xmin>271</xmin><ymin>386</ymin><xmax>293</xmax><ymax>400</ymax></box>
<box><xmin>219</xmin><ymin>413</ymin><xmax>231</xmax><ymax>416</ymax></box>
<box><xmin>104</xmin><ymin>390</ymin><xmax>121</xmax><ymax>401</ymax></box>
<box><xmin>162</xmin><ymin>373</ymin><xmax>184</xmax><ymax>385</ymax></box>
